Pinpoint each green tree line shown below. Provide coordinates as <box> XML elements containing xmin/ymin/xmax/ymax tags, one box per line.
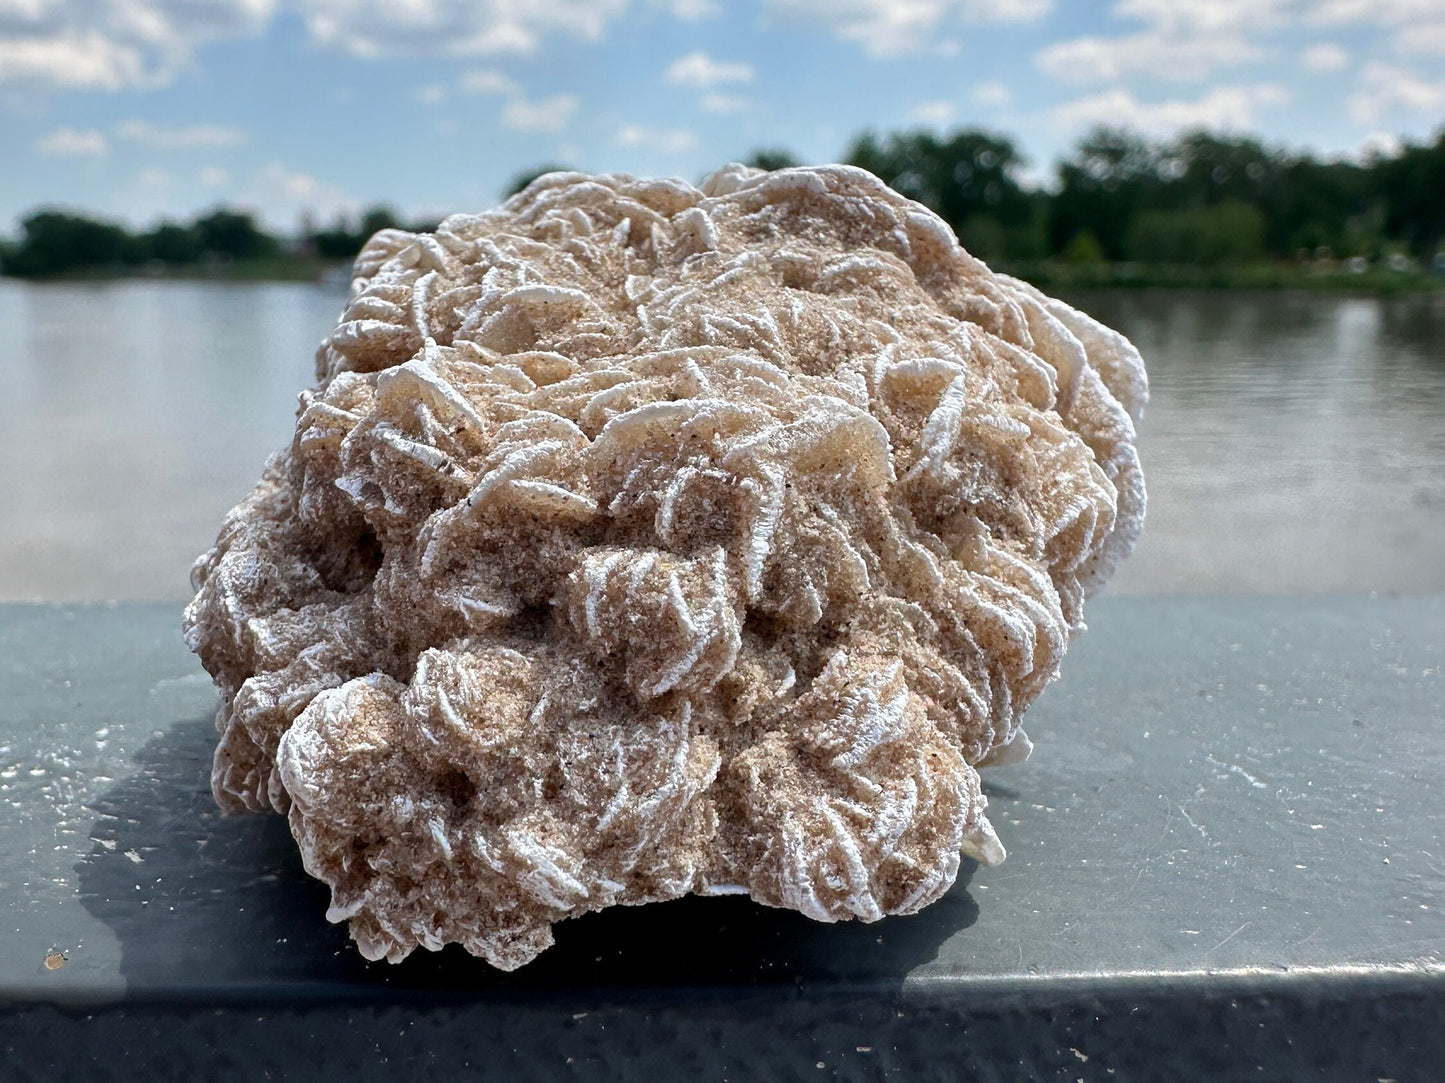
<box><xmin>0</xmin><ymin>204</ymin><xmax>435</xmax><ymax>277</ymax></box>
<box><xmin>836</xmin><ymin>125</ymin><xmax>1445</xmax><ymax>266</ymax></box>
<box><xmin>5</xmin><ymin>124</ymin><xmax>1444</xmax><ymax>278</ymax></box>
<box><xmin>1</xmin><ymin>208</ymin><xmax>282</xmax><ymax>276</ymax></box>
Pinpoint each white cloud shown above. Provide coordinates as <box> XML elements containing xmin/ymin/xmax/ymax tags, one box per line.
<box><xmin>1110</xmin><ymin>0</ymin><xmax>1445</xmax><ymax>49</ymax></box>
<box><xmin>1357</xmin><ymin>131</ymin><xmax>1404</xmax><ymax>159</ymax></box>
<box><xmin>1348</xmin><ymin>61</ymin><xmax>1445</xmax><ymax>123</ymax></box>
<box><xmin>1034</xmin><ymin>2</ymin><xmax>1395</xmax><ymax>89</ymax></box>
<box><xmin>500</xmin><ymin>93</ymin><xmax>578</xmax><ymax>133</ymax></box>
<box><xmin>135</xmin><ymin>166</ymin><xmax>170</xmax><ymax>190</ymax></box>
<box><xmin>1301</xmin><ymin>43</ymin><xmax>1350</xmax><ymax>72</ymax></box>
<box><xmin>971</xmin><ymin>80</ymin><xmax>1012</xmax><ymax>109</ymax></box>
<box><xmin>459</xmin><ymin>68</ymin><xmax>517</xmax><ymax>95</ymax></box>
<box><xmin>906</xmin><ymin>99</ymin><xmax>956</xmax><ymax>127</ymax></box>
<box><xmin>763</xmin><ymin>0</ymin><xmax>1051</xmax><ymax>59</ymax></box>
<box><xmin>1013</xmin><ymin>162</ymin><xmax>1052</xmax><ymax>192</ymax></box>
<box><xmin>651</xmin><ymin>0</ymin><xmax>719</xmax><ymax>18</ymax></box>
<box><xmin>1309</xmin><ymin>0</ymin><xmax>1443</xmax><ymax>24</ymax></box>
<box><xmin>1114</xmin><ymin>0</ymin><xmax>1445</xmax><ymax>37</ymax></box>
<box><xmin>615</xmin><ymin>124</ymin><xmax>699</xmax><ymax>153</ymax></box>
<box><xmin>665</xmin><ymin>51</ymin><xmax>754</xmax><ymax>87</ymax></box>
<box><xmin>1394</xmin><ymin>22</ymin><xmax>1445</xmax><ymax>56</ymax></box>
<box><xmin>0</xmin><ymin>31</ymin><xmax>145</xmax><ymax>90</ymax></box>
<box><xmin>297</xmin><ymin>0</ymin><xmax>628</xmax><ymax>58</ymax></box>
<box><xmin>253</xmin><ymin>163</ymin><xmax>335</xmax><ymax>201</ymax></box>
<box><xmin>114</xmin><ymin>119</ymin><xmax>246</xmax><ymax>148</ymax></box>
<box><xmin>197</xmin><ymin>166</ymin><xmax>230</xmax><ymax>187</ymax></box>
<box><xmin>38</xmin><ymin>126</ymin><xmax>107</xmax><ymax>155</ymax></box>
<box><xmin>241</xmin><ymin>161</ymin><xmax>358</xmax><ymax>231</ymax></box>
<box><xmin>1111</xmin><ymin>0</ymin><xmax>1294</xmax><ymax>34</ymax></box>
<box><xmin>1051</xmin><ymin>83</ymin><xmax>1290</xmax><ymax>137</ymax></box>
<box><xmin>417</xmin><ymin>69</ymin><xmax>516</xmax><ymax>106</ymax></box>
<box><xmin>418</xmin><ymin>68</ymin><xmax>572</xmax><ymax>135</ymax></box>
<box><xmin>699</xmin><ymin>92</ymin><xmax>751</xmax><ymax>114</ymax></box>
<box><xmin>0</xmin><ymin>0</ymin><xmax>628</xmax><ymax>92</ymax></box>
<box><xmin>1037</xmin><ymin>31</ymin><xmax>1262</xmax><ymax>84</ymax></box>
<box><xmin>0</xmin><ymin>1</ymin><xmax>273</xmax><ymax>91</ymax></box>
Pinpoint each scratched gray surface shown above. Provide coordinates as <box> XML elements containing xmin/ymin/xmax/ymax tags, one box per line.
<box><xmin>0</xmin><ymin>596</ymin><xmax>1441</xmax><ymax>1003</ymax></box>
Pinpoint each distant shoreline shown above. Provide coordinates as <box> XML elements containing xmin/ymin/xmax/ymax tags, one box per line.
<box><xmin>0</xmin><ymin>258</ymin><xmax>350</xmax><ymax>285</ymax></box>
<box><xmin>1006</xmin><ymin>260</ymin><xmax>1445</xmax><ymax>296</ymax></box>
<box><xmin>4</xmin><ymin>258</ymin><xmax>1442</xmax><ymax>297</ymax></box>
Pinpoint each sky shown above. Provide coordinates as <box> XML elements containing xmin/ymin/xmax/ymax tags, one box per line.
<box><xmin>2</xmin><ymin>0</ymin><xmax>1445</xmax><ymax>233</ymax></box>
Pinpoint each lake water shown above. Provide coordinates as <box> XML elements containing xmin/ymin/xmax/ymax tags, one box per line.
<box><xmin>1</xmin><ymin>280</ymin><xmax>1442</xmax><ymax>601</ymax></box>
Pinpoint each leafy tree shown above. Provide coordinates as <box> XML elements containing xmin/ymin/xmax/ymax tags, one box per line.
<box><xmin>1052</xmin><ymin>126</ymin><xmax>1394</xmax><ymax>264</ymax></box>
<box><xmin>1272</xmin><ymin>157</ymin><xmax>1370</xmax><ymax>256</ymax></box>
<box><xmin>1341</xmin><ymin>204</ymin><xmax>1389</xmax><ymax>260</ymax></box>
<box><xmin>1051</xmin><ymin>128</ymin><xmax>1163</xmax><ymax>259</ymax></box>
<box><xmin>956</xmin><ymin>215</ymin><xmax>1009</xmax><ymax>261</ymax></box>
<box><xmin>1171</xmin><ymin>132</ymin><xmax>1279</xmax><ymax>205</ymax></box>
<box><xmin>744</xmin><ymin>148</ymin><xmax>802</xmax><ymax>171</ymax></box>
<box><xmin>5</xmin><ymin>210</ymin><xmax>144</xmax><ymax>275</ymax></box>
<box><xmin>312</xmin><ymin>205</ymin><xmax>404</xmax><ymax>259</ymax></box>
<box><xmin>1126</xmin><ymin>202</ymin><xmax>1266</xmax><ymax>264</ymax></box>
<box><xmin>145</xmin><ymin>222</ymin><xmax>203</xmax><ymax>264</ymax></box>
<box><xmin>505</xmin><ymin>164</ymin><xmax>575</xmax><ymax>198</ymax></box>
<box><xmin>359</xmin><ymin>205</ymin><xmax>401</xmax><ymax>236</ymax></box>
<box><xmin>1062</xmin><ymin>229</ymin><xmax>1106</xmax><ymax>265</ymax></box>
<box><xmin>313</xmin><ymin>220</ymin><xmax>360</xmax><ymax>260</ymax></box>
<box><xmin>194</xmin><ymin>209</ymin><xmax>278</xmax><ymax>260</ymax></box>
<box><xmin>1378</xmin><ymin>132</ymin><xmax>1445</xmax><ymax>256</ymax></box>
<box><xmin>846</xmin><ymin>127</ymin><xmax>1036</xmax><ymax>258</ymax></box>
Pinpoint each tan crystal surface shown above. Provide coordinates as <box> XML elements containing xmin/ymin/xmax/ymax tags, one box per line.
<box><xmin>183</xmin><ymin>163</ymin><xmax>1147</xmax><ymax>970</ymax></box>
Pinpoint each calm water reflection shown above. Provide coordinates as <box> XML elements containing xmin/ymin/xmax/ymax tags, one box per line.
<box><xmin>0</xmin><ymin>280</ymin><xmax>340</xmax><ymax>600</ymax></box>
<box><xmin>1074</xmin><ymin>290</ymin><xmax>1445</xmax><ymax>595</ymax></box>
<box><xmin>1</xmin><ymin>280</ymin><xmax>1442</xmax><ymax>600</ymax></box>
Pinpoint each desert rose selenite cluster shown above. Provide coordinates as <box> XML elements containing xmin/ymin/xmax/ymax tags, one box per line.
<box><xmin>184</xmin><ymin>163</ymin><xmax>1146</xmax><ymax>970</ymax></box>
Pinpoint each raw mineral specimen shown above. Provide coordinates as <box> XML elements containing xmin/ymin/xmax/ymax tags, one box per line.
<box><xmin>184</xmin><ymin>163</ymin><xmax>1147</xmax><ymax>970</ymax></box>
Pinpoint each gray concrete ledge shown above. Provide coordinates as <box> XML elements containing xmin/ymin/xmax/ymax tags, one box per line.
<box><xmin>1</xmin><ymin>596</ymin><xmax>1442</xmax><ymax>1080</ymax></box>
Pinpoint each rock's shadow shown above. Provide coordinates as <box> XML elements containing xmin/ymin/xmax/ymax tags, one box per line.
<box><xmin>76</xmin><ymin>715</ymin><xmax>978</xmax><ymax>995</ymax></box>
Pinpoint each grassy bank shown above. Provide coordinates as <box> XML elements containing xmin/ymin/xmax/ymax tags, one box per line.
<box><xmin>0</xmin><ymin>257</ymin><xmax>349</xmax><ymax>284</ymax></box>
<box><xmin>7</xmin><ymin>258</ymin><xmax>1444</xmax><ymax>297</ymax></box>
